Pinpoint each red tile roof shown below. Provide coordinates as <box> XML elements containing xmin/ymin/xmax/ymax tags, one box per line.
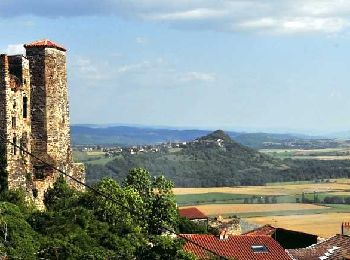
<box><xmin>24</xmin><ymin>39</ymin><xmax>66</xmax><ymax>51</ymax></box>
<box><xmin>243</xmin><ymin>225</ymin><xmax>276</xmax><ymax>236</ymax></box>
<box><xmin>287</xmin><ymin>234</ymin><xmax>350</xmax><ymax>260</ymax></box>
<box><xmin>179</xmin><ymin>207</ymin><xmax>208</xmax><ymax>220</ymax></box>
<box><xmin>181</xmin><ymin>234</ymin><xmax>291</xmax><ymax>260</ymax></box>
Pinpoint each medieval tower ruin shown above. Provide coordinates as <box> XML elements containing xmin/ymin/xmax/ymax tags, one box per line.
<box><xmin>0</xmin><ymin>39</ymin><xmax>85</xmax><ymax>208</ymax></box>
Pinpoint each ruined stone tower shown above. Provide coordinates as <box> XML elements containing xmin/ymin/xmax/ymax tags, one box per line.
<box><xmin>0</xmin><ymin>40</ymin><xmax>85</xmax><ymax>208</ymax></box>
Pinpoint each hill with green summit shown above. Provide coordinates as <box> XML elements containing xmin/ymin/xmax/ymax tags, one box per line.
<box><xmin>87</xmin><ymin>130</ymin><xmax>289</xmax><ymax>186</ymax></box>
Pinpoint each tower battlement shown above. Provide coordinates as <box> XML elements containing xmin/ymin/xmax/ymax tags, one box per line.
<box><xmin>0</xmin><ymin>40</ymin><xmax>85</xmax><ymax>209</ymax></box>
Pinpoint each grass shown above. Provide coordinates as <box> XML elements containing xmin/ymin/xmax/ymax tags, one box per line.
<box><xmin>73</xmin><ymin>150</ymin><xmax>121</xmax><ymax>165</ymax></box>
<box><xmin>85</xmin><ymin>157</ymin><xmax>116</xmax><ymax>165</ymax></box>
<box><xmin>260</xmin><ymin>147</ymin><xmax>350</xmax><ymax>160</ymax></box>
<box><xmin>176</xmin><ymin>193</ymin><xmax>297</xmax><ymax>206</ymax></box>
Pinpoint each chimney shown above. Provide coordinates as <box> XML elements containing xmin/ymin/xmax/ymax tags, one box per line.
<box><xmin>341</xmin><ymin>222</ymin><xmax>350</xmax><ymax>236</ymax></box>
<box><xmin>219</xmin><ymin>228</ymin><xmax>228</xmax><ymax>240</ymax></box>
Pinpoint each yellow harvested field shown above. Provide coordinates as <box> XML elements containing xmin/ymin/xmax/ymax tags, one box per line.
<box><xmin>174</xmin><ymin>182</ymin><xmax>350</xmax><ymax>196</ymax></box>
<box><xmin>247</xmin><ymin>213</ymin><xmax>350</xmax><ymax>238</ymax></box>
<box><xmin>180</xmin><ymin>203</ymin><xmax>328</xmax><ymax>215</ymax></box>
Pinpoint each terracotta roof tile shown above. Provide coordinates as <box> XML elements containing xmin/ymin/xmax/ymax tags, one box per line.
<box><xmin>287</xmin><ymin>234</ymin><xmax>350</xmax><ymax>260</ymax></box>
<box><xmin>181</xmin><ymin>234</ymin><xmax>291</xmax><ymax>260</ymax></box>
<box><xmin>243</xmin><ymin>225</ymin><xmax>276</xmax><ymax>237</ymax></box>
<box><xmin>179</xmin><ymin>207</ymin><xmax>208</xmax><ymax>220</ymax></box>
<box><xmin>24</xmin><ymin>39</ymin><xmax>66</xmax><ymax>51</ymax></box>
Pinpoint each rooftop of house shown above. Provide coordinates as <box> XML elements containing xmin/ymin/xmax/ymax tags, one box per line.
<box><xmin>181</xmin><ymin>234</ymin><xmax>292</xmax><ymax>260</ymax></box>
<box><xmin>287</xmin><ymin>234</ymin><xmax>350</xmax><ymax>260</ymax></box>
<box><xmin>243</xmin><ymin>224</ymin><xmax>317</xmax><ymax>238</ymax></box>
<box><xmin>243</xmin><ymin>225</ymin><xmax>277</xmax><ymax>237</ymax></box>
<box><xmin>24</xmin><ymin>39</ymin><xmax>66</xmax><ymax>51</ymax></box>
<box><xmin>179</xmin><ymin>207</ymin><xmax>208</xmax><ymax>220</ymax></box>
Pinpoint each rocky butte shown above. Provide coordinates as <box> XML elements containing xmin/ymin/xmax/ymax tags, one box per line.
<box><xmin>0</xmin><ymin>39</ymin><xmax>85</xmax><ymax>208</ymax></box>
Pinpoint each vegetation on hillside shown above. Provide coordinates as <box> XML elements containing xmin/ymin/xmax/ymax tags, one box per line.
<box><xmin>0</xmin><ymin>168</ymin><xmax>210</xmax><ymax>259</ymax></box>
<box><xmin>86</xmin><ymin>131</ymin><xmax>350</xmax><ymax>187</ymax></box>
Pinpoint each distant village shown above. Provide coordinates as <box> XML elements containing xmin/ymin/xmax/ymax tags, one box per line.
<box><xmin>73</xmin><ymin>137</ymin><xmax>226</xmax><ymax>157</ymax></box>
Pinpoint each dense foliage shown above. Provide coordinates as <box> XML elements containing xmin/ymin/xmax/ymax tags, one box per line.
<box><xmin>0</xmin><ymin>169</ymin><xmax>199</xmax><ymax>259</ymax></box>
<box><xmin>87</xmin><ymin>131</ymin><xmax>350</xmax><ymax>187</ymax></box>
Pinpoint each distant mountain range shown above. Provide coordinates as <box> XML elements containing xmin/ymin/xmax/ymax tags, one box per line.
<box><xmin>71</xmin><ymin>124</ymin><xmax>330</xmax><ymax>148</ymax></box>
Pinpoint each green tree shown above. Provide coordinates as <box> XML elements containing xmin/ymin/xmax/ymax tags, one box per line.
<box><xmin>123</xmin><ymin>168</ymin><xmax>178</xmax><ymax>235</ymax></box>
<box><xmin>44</xmin><ymin>175</ymin><xmax>76</xmax><ymax>211</ymax></box>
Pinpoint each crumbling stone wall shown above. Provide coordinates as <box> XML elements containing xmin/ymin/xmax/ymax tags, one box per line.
<box><xmin>0</xmin><ymin>40</ymin><xmax>85</xmax><ymax>209</ymax></box>
<box><xmin>0</xmin><ymin>55</ymin><xmax>32</xmax><ymax>194</ymax></box>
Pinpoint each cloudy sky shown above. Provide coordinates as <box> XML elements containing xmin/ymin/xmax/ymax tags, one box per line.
<box><xmin>1</xmin><ymin>0</ymin><xmax>350</xmax><ymax>134</ymax></box>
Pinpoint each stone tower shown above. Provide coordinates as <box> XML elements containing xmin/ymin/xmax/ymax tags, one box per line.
<box><xmin>0</xmin><ymin>40</ymin><xmax>85</xmax><ymax>208</ymax></box>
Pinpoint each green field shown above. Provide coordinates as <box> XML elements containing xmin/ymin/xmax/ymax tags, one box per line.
<box><xmin>176</xmin><ymin>192</ymin><xmax>297</xmax><ymax>206</ymax></box>
<box><xmin>260</xmin><ymin>147</ymin><xmax>350</xmax><ymax>160</ymax></box>
<box><xmin>73</xmin><ymin>150</ymin><xmax>120</xmax><ymax>165</ymax></box>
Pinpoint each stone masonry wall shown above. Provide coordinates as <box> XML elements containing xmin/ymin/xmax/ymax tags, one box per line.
<box><xmin>0</xmin><ymin>41</ymin><xmax>86</xmax><ymax>209</ymax></box>
<box><xmin>44</xmin><ymin>48</ymin><xmax>72</xmax><ymax>167</ymax></box>
<box><xmin>25</xmin><ymin>43</ymin><xmax>85</xmax><ymax>207</ymax></box>
<box><xmin>0</xmin><ymin>55</ymin><xmax>32</xmax><ymax>193</ymax></box>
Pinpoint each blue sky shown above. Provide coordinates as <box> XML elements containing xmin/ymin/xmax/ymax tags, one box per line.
<box><xmin>0</xmin><ymin>0</ymin><xmax>350</xmax><ymax>134</ymax></box>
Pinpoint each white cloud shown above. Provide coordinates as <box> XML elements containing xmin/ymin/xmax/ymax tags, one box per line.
<box><xmin>147</xmin><ymin>8</ymin><xmax>227</xmax><ymax>21</ymax></box>
<box><xmin>71</xmin><ymin>55</ymin><xmax>216</xmax><ymax>87</ymax></box>
<box><xmin>73</xmin><ymin>57</ymin><xmax>107</xmax><ymax>80</ymax></box>
<box><xmin>238</xmin><ymin>17</ymin><xmax>349</xmax><ymax>34</ymax></box>
<box><xmin>180</xmin><ymin>72</ymin><xmax>216</xmax><ymax>82</ymax></box>
<box><xmin>135</xmin><ymin>37</ymin><xmax>148</xmax><ymax>44</ymax></box>
<box><xmin>4</xmin><ymin>44</ymin><xmax>25</xmax><ymax>55</ymax></box>
<box><xmin>2</xmin><ymin>0</ymin><xmax>350</xmax><ymax>34</ymax></box>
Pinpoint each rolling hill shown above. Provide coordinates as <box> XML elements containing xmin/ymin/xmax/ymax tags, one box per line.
<box><xmin>86</xmin><ymin>130</ymin><xmax>287</xmax><ymax>186</ymax></box>
<box><xmin>85</xmin><ymin>130</ymin><xmax>350</xmax><ymax>187</ymax></box>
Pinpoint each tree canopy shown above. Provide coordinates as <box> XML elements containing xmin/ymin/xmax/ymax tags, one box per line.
<box><xmin>0</xmin><ymin>168</ymin><xmax>201</xmax><ymax>259</ymax></box>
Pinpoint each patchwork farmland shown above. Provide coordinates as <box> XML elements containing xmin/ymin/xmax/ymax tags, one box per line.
<box><xmin>175</xmin><ymin>179</ymin><xmax>350</xmax><ymax>237</ymax></box>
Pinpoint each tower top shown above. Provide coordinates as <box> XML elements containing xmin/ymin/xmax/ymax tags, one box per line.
<box><xmin>24</xmin><ymin>39</ymin><xmax>66</xmax><ymax>52</ymax></box>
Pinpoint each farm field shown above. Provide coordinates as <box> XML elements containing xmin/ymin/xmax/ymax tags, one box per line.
<box><xmin>180</xmin><ymin>203</ymin><xmax>328</xmax><ymax>216</ymax></box>
<box><xmin>176</xmin><ymin>180</ymin><xmax>350</xmax><ymax>238</ymax></box>
<box><xmin>247</xmin><ymin>212</ymin><xmax>350</xmax><ymax>238</ymax></box>
<box><xmin>174</xmin><ymin>181</ymin><xmax>350</xmax><ymax>197</ymax></box>
<box><xmin>260</xmin><ymin>147</ymin><xmax>350</xmax><ymax>160</ymax></box>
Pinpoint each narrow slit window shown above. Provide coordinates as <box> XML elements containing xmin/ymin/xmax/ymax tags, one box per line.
<box><xmin>23</xmin><ymin>96</ymin><xmax>28</xmax><ymax>118</ymax></box>
<box><xmin>13</xmin><ymin>136</ymin><xmax>17</xmax><ymax>155</ymax></box>
<box><xmin>12</xmin><ymin>117</ymin><xmax>16</xmax><ymax>129</ymax></box>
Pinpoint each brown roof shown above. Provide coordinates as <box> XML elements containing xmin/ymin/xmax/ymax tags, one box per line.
<box><xmin>179</xmin><ymin>207</ymin><xmax>208</xmax><ymax>220</ymax></box>
<box><xmin>287</xmin><ymin>234</ymin><xmax>350</xmax><ymax>260</ymax></box>
<box><xmin>244</xmin><ymin>225</ymin><xmax>277</xmax><ymax>236</ymax></box>
<box><xmin>243</xmin><ymin>224</ymin><xmax>316</xmax><ymax>238</ymax></box>
<box><xmin>24</xmin><ymin>39</ymin><xmax>66</xmax><ymax>51</ymax></box>
<box><xmin>182</xmin><ymin>234</ymin><xmax>292</xmax><ymax>260</ymax></box>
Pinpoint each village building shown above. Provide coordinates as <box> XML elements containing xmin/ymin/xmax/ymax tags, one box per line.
<box><xmin>243</xmin><ymin>224</ymin><xmax>318</xmax><ymax>249</ymax></box>
<box><xmin>179</xmin><ymin>207</ymin><xmax>209</xmax><ymax>227</ymax></box>
<box><xmin>181</xmin><ymin>234</ymin><xmax>292</xmax><ymax>260</ymax></box>
<box><xmin>0</xmin><ymin>39</ymin><xmax>85</xmax><ymax>208</ymax></box>
<box><xmin>287</xmin><ymin>234</ymin><xmax>350</xmax><ymax>260</ymax></box>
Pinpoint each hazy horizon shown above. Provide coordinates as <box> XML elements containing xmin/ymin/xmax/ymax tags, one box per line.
<box><xmin>71</xmin><ymin>122</ymin><xmax>350</xmax><ymax>137</ymax></box>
